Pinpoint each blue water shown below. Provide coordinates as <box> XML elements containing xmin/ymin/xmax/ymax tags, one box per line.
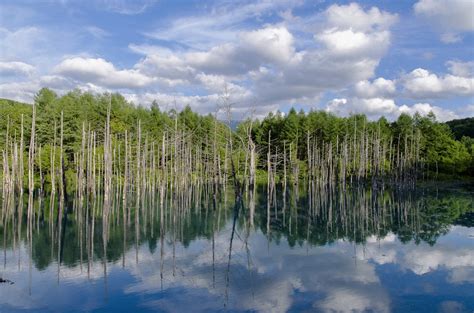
<box><xmin>1</xmin><ymin>183</ymin><xmax>473</xmax><ymax>313</ymax></box>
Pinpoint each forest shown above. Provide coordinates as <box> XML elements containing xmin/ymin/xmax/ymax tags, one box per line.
<box><xmin>446</xmin><ymin>117</ymin><xmax>474</xmax><ymax>140</ymax></box>
<box><xmin>0</xmin><ymin>88</ymin><xmax>473</xmax><ymax>203</ymax></box>
<box><xmin>1</xmin><ymin>88</ymin><xmax>473</xmax><ymax>310</ymax></box>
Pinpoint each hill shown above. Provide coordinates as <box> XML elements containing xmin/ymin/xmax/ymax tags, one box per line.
<box><xmin>446</xmin><ymin>117</ymin><xmax>474</xmax><ymax>140</ymax></box>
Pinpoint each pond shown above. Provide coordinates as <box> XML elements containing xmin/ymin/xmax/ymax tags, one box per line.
<box><xmin>1</xmin><ymin>182</ymin><xmax>473</xmax><ymax>313</ymax></box>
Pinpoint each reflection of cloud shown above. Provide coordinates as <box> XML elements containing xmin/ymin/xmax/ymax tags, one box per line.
<box><xmin>403</xmin><ymin>248</ymin><xmax>474</xmax><ymax>275</ymax></box>
<box><xmin>120</xmin><ymin>225</ymin><xmax>390</xmax><ymax>313</ymax></box>
<box><xmin>357</xmin><ymin>227</ymin><xmax>474</xmax><ymax>283</ymax></box>
<box><xmin>439</xmin><ymin>300</ymin><xmax>466</xmax><ymax>313</ymax></box>
<box><xmin>316</xmin><ymin>287</ymin><xmax>390</xmax><ymax>313</ymax></box>
<box><xmin>1</xmin><ymin>225</ymin><xmax>473</xmax><ymax>312</ymax></box>
<box><xmin>449</xmin><ymin>267</ymin><xmax>474</xmax><ymax>284</ymax></box>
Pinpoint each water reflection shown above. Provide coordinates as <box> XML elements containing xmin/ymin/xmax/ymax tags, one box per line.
<box><xmin>1</xmin><ymin>182</ymin><xmax>473</xmax><ymax>312</ymax></box>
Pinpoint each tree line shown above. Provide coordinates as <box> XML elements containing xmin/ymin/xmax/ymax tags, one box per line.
<box><xmin>446</xmin><ymin>117</ymin><xmax>474</xmax><ymax>140</ymax></box>
<box><xmin>0</xmin><ymin>87</ymin><xmax>473</xmax><ymax>202</ymax></box>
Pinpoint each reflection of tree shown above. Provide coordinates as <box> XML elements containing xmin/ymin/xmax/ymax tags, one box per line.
<box><xmin>250</xmin><ymin>184</ymin><xmax>474</xmax><ymax>248</ymax></box>
<box><xmin>456</xmin><ymin>212</ymin><xmax>474</xmax><ymax>227</ymax></box>
<box><xmin>0</xmin><ymin>183</ymin><xmax>473</xmax><ymax>271</ymax></box>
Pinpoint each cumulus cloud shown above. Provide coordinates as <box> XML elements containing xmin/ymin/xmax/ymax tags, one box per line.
<box><xmin>3</xmin><ymin>1</ymin><xmax>470</xmax><ymax>120</ymax></box>
<box><xmin>0</xmin><ymin>61</ymin><xmax>35</xmax><ymax>77</ymax></box>
<box><xmin>399</xmin><ymin>103</ymin><xmax>459</xmax><ymax>121</ymax></box>
<box><xmin>1</xmin><ymin>2</ymin><xmax>402</xmax><ymax>118</ymax></box>
<box><xmin>179</xmin><ymin>26</ymin><xmax>295</xmax><ymax>76</ymax></box>
<box><xmin>316</xmin><ymin>3</ymin><xmax>397</xmax><ymax>59</ymax></box>
<box><xmin>240</xmin><ymin>26</ymin><xmax>295</xmax><ymax>64</ymax></box>
<box><xmin>354</xmin><ymin>78</ymin><xmax>396</xmax><ymax>98</ymax></box>
<box><xmin>54</xmin><ymin>57</ymin><xmax>154</xmax><ymax>89</ymax></box>
<box><xmin>252</xmin><ymin>4</ymin><xmax>396</xmax><ymax>103</ymax></box>
<box><xmin>402</xmin><ymin>68</ymin><xmax>474</xmax><ymax>98</ymax></box>
<box><xmin>316</xmin><ymin>29</ymin><xmax>390</xmax><ymax>57</ymax></box>
<box><xmin>124</xmin><ymin>3</ymin><xmax>398</xmax><ymax>112</ymax></box>
<box><xmin>326</xmin><ymin>97</ymin><xmax>458</xmax><ymax>121</ymax></box>
<box><xmin>325</xmin><ymin>2</ymin><xmax>398</xmax><ymax>32</ymax></box>
<box><xmin>326</xmin><ymin>97</ymin><xmax>398</xmax><ymax>119</ymax></box>
<box><xmin>414</xmin><ymin>0</ymin><xmax>474</xmax><ymax>31</ymax></box>
<box><xmin>0</xmin><ymin>80</ymin><xmax>39</xmax><ymax>103</ymax></box>
<box><xmin>123</xmin><ymin>92</ymin><xmax>220</xmax><ymax>114</ymax></box>
<box><xmin>414</xmin><ymin>0</ymin><xmax>474</xmax><ymax>43</ymax></box>
<box><xmin>325</xmin><ymin>72</ymin><xmax>462</xmax><ymax>121</ymax></box>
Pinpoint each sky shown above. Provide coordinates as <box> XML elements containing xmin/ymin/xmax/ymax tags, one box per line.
<box><xmin>0</xmin><ymin>0</ymin><xmax>473</xmax><ymax>121</ymax></box>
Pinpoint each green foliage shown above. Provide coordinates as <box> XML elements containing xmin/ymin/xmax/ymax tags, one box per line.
<box><xmin>0</xmin><ymin>98</ymin><xmax>32</xmax><ymax>148</ymax></box>
<box><xmin>0</xmin><ymin>89</ymin><xmax>472</xmax><ymax>180</ymax></box>
<box><xmin>248</xmin><ymin>109</ymin><xmax>473</xmax><ymax>176</ymax></box>
<box><xmin>446</xmin><ymin>117</ymin><xmax>474</xmax><ymax>140</ymax></box>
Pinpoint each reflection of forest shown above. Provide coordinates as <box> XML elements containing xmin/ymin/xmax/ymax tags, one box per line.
<box><xmin>1</xmin><ymin>183</ymin><xmax>473</xmax><ymax>271</ymax></box>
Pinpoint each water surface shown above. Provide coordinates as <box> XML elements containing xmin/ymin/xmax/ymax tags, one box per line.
<box><xmin>1</xmin><ymin>182</ymin><xmax>473</xmax><ymax>313</ymax></box>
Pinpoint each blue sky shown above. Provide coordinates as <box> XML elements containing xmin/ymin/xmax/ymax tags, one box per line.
<box><xmin>0</xmin><ymin>0</ymin><xmax>473</xmax><ymax>120</ymax></box>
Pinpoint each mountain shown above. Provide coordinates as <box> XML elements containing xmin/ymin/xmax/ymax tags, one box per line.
<box><xmin>446</xmin><ymin>117</ymin><xmax>474</xmax><ymax>140</ymax></box>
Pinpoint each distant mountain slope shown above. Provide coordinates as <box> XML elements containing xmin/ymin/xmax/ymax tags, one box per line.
<box><xmin>446</xmin><ymin>117</ymin><xmax>474</xmax><ymax>140</ymax></box>
<box><xmin>0</xmin><ymin>98</ymin><xmax>30</xmax><ymax>106</ymax></box>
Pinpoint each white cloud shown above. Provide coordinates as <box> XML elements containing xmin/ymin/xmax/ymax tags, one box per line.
<box><xmin>446</xmin><ymin>60</ymin><xmax>474</xmax><ymax>77</ymax></box>
<box><xmin>313</xmin><ymin>3</ymin><xmax>396</xmax><ymax>59</ymax></box>
<box><xmin>0</xmin><ymin>61</ymin><xmax>35</xmax><ymax>77</ymax></box>
<box><xmin>54</xmin><ymin>57</ymin><xmax>154</xmax><ymax>89</ymax></box>
<box><xmin>402</xmin><ymin>68</ymin><xmax>474</xmax><ymax>98</ymax></box>
<box><xmin>130</xmin><ymin>2</ymin><xmax>398</xmax><ymax>110</ymax></box>
<box><xmin>0</xmin><ymin>26</ymin><xmax>44</xmax><ymax>61</ymax></box>
<box><xmin>0</xmin><ymin>80</ymin><xmax>39</xmax><ymax>103</ymax></box>
<box><xmin>326</xmin><ymin>97</ymin><xmax>398</xmax><ymax>119</ymax></box>
<box><xmin>354</xmin><ymin>78</ymin><xmax>396</xmax><ymax>98</ymax></box>
<box><xmin>325</xmin><ymin>98</ymin><xmax>348</xmax><ymax>111</ymax></box>
<box><xmin>250</xmin><ymin>3</ymin><xmax>396</xmax><ymax>105</ymax></box>
<box><xmin>326</xmin><ymin>97</ymin><xmax>458</xmax><ymax>121</ymax></box>
<box><xmin>84</xmin><ymin>26</ymin><xmax>110</xmax><ymax>39</ymax></box>
<box><xmin>195</xmin><ymin>73</ymin><xmax>249</xmax><ymax>96</ymax></box>
<box><xmin>414</xmin><ymin>0</ymin><xmax>474</xmax><ymax>31</ymax></box>
<box><xmin>399</xmin><ymin>103</ymin><xmax>458</xmax><ymax>121</ymax></box>
<box><xmin>325</xmin><ymin>2</ymin><xmax>398</xmax><ymax>32</ymax></box>
<box><xmin>134</xmin><ymin>50</ymin><xmax>196</xmax><ymax>88</ymax></box>
<box><xmin>4</xmin><ymin>1</ymin><xmax>470</xmax><ymax>121</ymax></box>
<box><xmin>316</xmin><ymin>29</ymin><xmax>390</xmax><ymax>57</ymax></box>
<box><xmin>182</xmin><ymin>26</ymin><xmax>295</xmax><ymax>77</ymax></box>
<box><xmin>240</xmin><ymin>26</ymin><xmax>295</xmax><ymax>64</ymax></box>
<box><xmin>39</xmin><ymin>75</ymin><xmax>75</xmax><ymax>90</ymax></box>
<box><xmin>440</xmin><ymin>32</ymin><xmax>462</xmax><ymax>44</ymax></box>
<box><xmin>414</xmin><ymin>0</ymin><xmax>474</xmax><ymax>43</ymax></box>
<box><xmin>143</xmin><ymin>0</ymin><xmax>301</xmax><ymax>50</ymax></box>
<box><xmin>123</xmin><ymin>92</ymin><xmax>221</xmax><ymax>114</ymax></box>
<box><xmin>94</xmin><ymin>0</ymin><xmax>158</xmax><ymax>15</ymax></box>
<box><xmin>0</xmin><ymin>2</ymin><xmax>402</xmax><ymax>117</ymax></box>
